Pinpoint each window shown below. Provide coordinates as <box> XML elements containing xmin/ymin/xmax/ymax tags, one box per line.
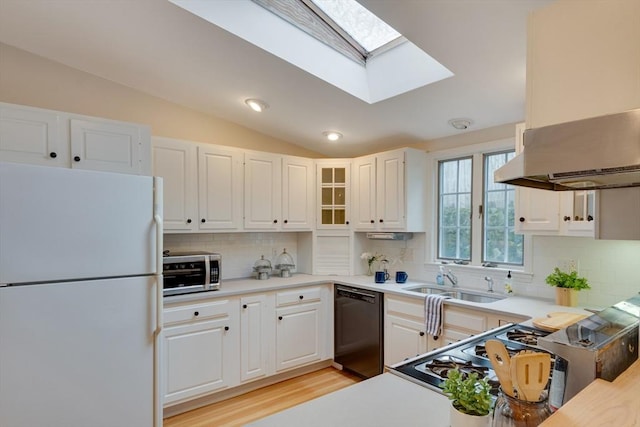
<box><xmin>437</xmin><ymin>150</ymin><xmax>523</xmax><ymax>266</ymax></box>
<box><xmin>483</xmin><ymin>152</ymin><xmax>523</xmax><ymax>265</ymax></box>
<box><xmin>438</xmin><ymin>157</ymin><xmax>472</xmax><ymax>261</ymax></box>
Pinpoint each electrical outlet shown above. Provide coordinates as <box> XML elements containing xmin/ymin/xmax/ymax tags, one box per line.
<box><xmin>559</xmin><ymin>259</ymin><xmax>577</xmax><ymax>272</ymax></box>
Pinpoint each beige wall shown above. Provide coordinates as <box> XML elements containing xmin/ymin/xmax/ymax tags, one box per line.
<box><xmin>0</xmin><ymin>43</ymin><xmax>323</xmax><ymax>158</ymax></box>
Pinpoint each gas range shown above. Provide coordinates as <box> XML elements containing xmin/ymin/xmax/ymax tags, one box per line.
<box><xmin>389</xmin><ymin>324</ymin><xmax>554</xmax><ymax>398</ymax></box>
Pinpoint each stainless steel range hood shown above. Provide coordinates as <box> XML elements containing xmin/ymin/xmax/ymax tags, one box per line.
<box><xmin>495</xmin><ymin>109</ymin><xmax>640</xmax><ymax>191</ymax></box>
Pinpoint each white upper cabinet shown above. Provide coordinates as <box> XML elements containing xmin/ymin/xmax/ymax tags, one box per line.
<box><xmin>152</xmin><ymin>137</ymin><xmax>198</xmax><ymax>231</ymax></box>
<box><xmin>282</xmin><ymin>156</ymin><xmax>314</xmax><ymax>230</ymax></box>
<box><xmin>244</xmin><ymin>151</ymin><xmax>282</xmax><ymax>230</ymax></box>
<box><xmin>513</xmin><ymin>123</ymin><xmax>595</xmax><ymax>237</ymax></box>
<box><xmin>70</xmin><ymin>118</ymin><xmax>147</xmax><ymax>175</ymax></box>
<box><xmin>0</xmin><ymin>105</ymin><xmax>67</xmax><ymax>167</ymax></box>
<box><xmin>152</xmin><ymin>137</ymin><xmax>243</xmax><ymax>232</ymax></box>
<box><xmin>352</xmin><ymin>148</ymin><xmax>427</xmax><ymax>232</ymax></box>
<box><xmin>352</xmin><ymin>155</ymin><xmax>376</xmax><ymax>230</ymax></box>
<box><xmin>513</xmin><ymin>123</ymin><xmax>560</xmax><ymax>234</ymax></box>
<box><xmin>316</xmin><ymin>159</ymin><xmax>351</xmax><ymax>229</ymax></box>
<box><xmin>1</xmin><ymin>102</ymin><xmax>150</xmax><ymax>175</ymax></box>
<box><xmin>244</xmin><ymin>152</ymin><xmax>314</xmax><ymax>231</ymax></box>
<box><xmin>198</xmin><ymin>145</ymin><xmax>243</xmax><ymax>230</ymax></box>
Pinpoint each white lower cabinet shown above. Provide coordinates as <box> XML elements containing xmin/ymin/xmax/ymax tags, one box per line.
<box><xmin>162</xmin><ymin>299</ymin><xmax>240</xmax><ymax>405</ymax></box>
<box><xmin>163</xmin><ymin>285</ymin><xmax>330</xmax><ymax>407</ymax></box>
<box><xmin>384</xmin><ymin>295</ymin><xmax>428</xmax><ymax>366</ymax></box>
<box><xmin>240</xmin><ymin>293</ymin><xmax>275</xmax><ymax>383</ymax></box>
<box><xmin>275</xmin><ymin>286</ymin><xmax>328</xmax><ymax>372</ymax></box>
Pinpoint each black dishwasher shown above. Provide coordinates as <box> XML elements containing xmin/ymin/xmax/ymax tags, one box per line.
<box><xmin>334</xmin><ymin>285</ymin><xmax>383</xmax><ymax>379</ymax></box>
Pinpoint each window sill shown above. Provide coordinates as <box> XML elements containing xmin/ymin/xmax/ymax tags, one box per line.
<box><xmin>424</xmin><ymin>261</ymin><xmax>534</xmax><ymax>283</ymax></box>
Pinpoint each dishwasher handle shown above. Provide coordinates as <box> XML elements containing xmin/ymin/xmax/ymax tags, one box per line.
<box><xmin>336</xmin><ymin>286</ymin><xmax>379</xmax><ymax>304</ymax></box>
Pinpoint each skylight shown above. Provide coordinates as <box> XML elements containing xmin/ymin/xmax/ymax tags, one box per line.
<box><xmin>309</xmin><ymin>0</ymin><xmax>402</xmax><ymax>54</ymax></box>
<box><xmin>169</xmin><ymin>0</ymin><xmax>453</xmax><ymax>104</ymax></box>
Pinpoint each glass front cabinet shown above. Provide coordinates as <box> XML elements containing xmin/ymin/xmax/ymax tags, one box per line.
<box><xmin>316</xmin><ymin>160</ymin><xmax>351</xmax><ymax>229</ymax></box>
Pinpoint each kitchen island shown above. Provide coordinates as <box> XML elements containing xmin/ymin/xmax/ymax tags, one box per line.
<box><xmin>245</xmin><ymin>372</ymin><xmax>450</xmax><ymax>427</ymax></box>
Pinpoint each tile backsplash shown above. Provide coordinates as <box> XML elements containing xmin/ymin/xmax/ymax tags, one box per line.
<box><xmin>164</xmin><ymin>232</ymin><xmax>304</xmax><ymax>280</ymax></box>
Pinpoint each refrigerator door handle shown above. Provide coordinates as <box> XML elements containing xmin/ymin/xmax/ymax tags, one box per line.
<box><xmin>153</xmin><ymin>176</ymin><xmax>164</xmax><ymax>427</ymax></box>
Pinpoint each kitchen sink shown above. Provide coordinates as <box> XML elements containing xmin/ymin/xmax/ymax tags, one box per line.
<box><xmin>403</xmin><ymin>286</ymin><xmax>505</xmax><ymax>303</ymax></box>
<box><xmin>404</xmin><ymin>286</ymin><xmax>454</xmax><ymax>296</ymax></box>
<box><xmin>455</xmin><ymin>291</ymin><xmax>505</xmax><ymax>303</ymax></box>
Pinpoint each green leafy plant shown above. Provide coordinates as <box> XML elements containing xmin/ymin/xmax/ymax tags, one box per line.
<box><xmin>545</xmin><ymin>267</ymin><xmax>591</xmax><ymax>290</ymax></box>
<box><xmin>441</xmin><ymin>368</ymin><xmax>492</xmax><ymax>416</ymax></box>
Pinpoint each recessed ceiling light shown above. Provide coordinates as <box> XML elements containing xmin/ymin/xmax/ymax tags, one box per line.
<box><xmin>448</xmin><ymin>118</ymin><xmax>473</xmax><ymax>130</ymax></box>
<box><xmin>323</xmin><ymin>131</ymin><xmax>343</xmax><ymax>141</ymax></box>
<box><xmin>245</xmin><ymin>98</ymin><xmax>269</xmax><ymax>112</ymax></box>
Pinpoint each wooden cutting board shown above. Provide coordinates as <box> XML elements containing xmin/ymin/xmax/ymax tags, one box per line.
<box><xmin>532</xmin><ymin>312</ymin><xmax>588</xmax><ymax>332</ymax></box>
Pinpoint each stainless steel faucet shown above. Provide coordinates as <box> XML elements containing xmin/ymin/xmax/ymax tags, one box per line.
<box><xmin>484</xmin><ymin>276</ymin><xmax>494</xmax><ymax>292</ymax></box>
<box><xmin>444</xmin><ymin>269</ymin><xmax>458</xmax><ymax>287</ymax></box>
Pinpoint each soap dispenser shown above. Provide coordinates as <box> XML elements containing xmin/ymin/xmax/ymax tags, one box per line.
<box><xmin>504</xmin><ymin>270</ymin><xmax>513</xmax><ymax>295</ymax></box>
<box><xmin>436</xmin><ymin>266</ymin><xmax>445</xmax><ymax>286</ymax></box>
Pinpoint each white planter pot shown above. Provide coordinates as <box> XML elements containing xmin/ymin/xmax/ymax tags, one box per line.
<box><xmin>449</xmin><ymin>405</ymin><xmax>490</xmax><ymax>427</ymax></box>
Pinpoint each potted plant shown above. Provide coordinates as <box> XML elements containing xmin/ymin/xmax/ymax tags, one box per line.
<box><xmin>545</xmin><ymin>267</ymin><xmax>590</xmax><ymax>306</ymax></box>
<box><xmin>441</xmin><ymin>368</ymin><xmax>492</xmax><ymax>427</ymax></box>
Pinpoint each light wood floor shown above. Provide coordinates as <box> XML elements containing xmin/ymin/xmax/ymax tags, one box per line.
<box><xmin>163</xmin><ymin>368</ymin><xmax>362</xmax><ymax>427</ymax></box>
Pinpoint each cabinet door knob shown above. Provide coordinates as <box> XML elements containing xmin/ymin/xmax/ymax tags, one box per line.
<box><xmin>224</xmin><ymin>326</ymin><xmax>229</xmax><ymax>331</ymax></box>
<box><xmin>564</xmin><ymin>216</ymin><xmax>571</xmax><ymax>221</ymax></box>
<box><xmin>201</xmin><ymin>218</ymin><xmax>206</xmax><ymax>223</ymax></box>
<box><xmin>370</xmin><ymin>220</ymin><xmax>375</xmax><ymax>224</ymax></box>
<box><xmin>284</xmin><ymin>219</ymin><xmax>288</xmax><ymax>224</ymax></box>
<box><xmin>49</xmin><ymin>152</ymin><xmax>57</xmax><ymax>159</ymax></box>
<box><xmin>194</xmin><ymin>311</ymin><xmax>199</xmax><ymax>316</ymax></box>
<box><xmin>73</xmin><ymin>156</ymin><xmax>81</xmax><ymax>162</ymax></box>
<box><xmin>379</xmin><ymin>219</ymin><xmax>384</xmax><ymax>223</ymax></box>
<box><xmin>346</xmin><ymin>221</ymin><xmax>349</xmax><ymax>225</ymax></box>
<box><xmin>519</xmin><ymin>217</ymin><xmax>525</xmax><ymax>222</ymax></box>
<box><xmin>273</xmin><ymin>219</ymin><xmax>278</xmax><ymax>224</ymax></box>
<box><xmin>186</xmin><ymin>219</ymin><xmax>192</xmax><ymax>224</ymax></box>
<box><xmin>299</xmin><ymin>295</ymin><xmax>304</xmax><ymax>300</ymax></box>
<box><xmin>587</xmin><ymin>215</ymin><xmax>594</xmax><ymax>221</ymax></box>
<box><xmin>242</xmin><ymin>304</ymin><xmax>247</xmax><ymax>309</ymax></box>
<box><xmin>419</xmin><ymin>331</ymin><xmax>425</xmax><ymax>336</ymax></box>
<box><xmin>278</xmin><ymin>316</ymin><xmax>283</xmax><ymax>320</ymax></box>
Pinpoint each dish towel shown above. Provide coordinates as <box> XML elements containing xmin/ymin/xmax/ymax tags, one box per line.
<box><xmin>424</xmin><ymin>294</ymin><xmax>450</xmax><ymax>339</ymax></box>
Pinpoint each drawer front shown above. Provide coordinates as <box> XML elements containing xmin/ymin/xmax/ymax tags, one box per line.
<box><xmin>385</xmin><ymin>295</ymin><xmax>425</xmax><ymax>321</ymax></box>
<box><xmin>164</xmin><ymin>299</ymin><xmax>233</xmax><ymax>325</ymax></box>
<box><xmin>276</xmin><ymin>287</ymin><xmax>322</xmax><ymax>307</ymax></box>
<box><xmin>444</xmin><ymin>308</ymin><xmax>487</xmax><ymax>333</ymax></box>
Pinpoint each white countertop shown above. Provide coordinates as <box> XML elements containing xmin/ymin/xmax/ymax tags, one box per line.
<box><xmin>245</xmin><ymin>373</ymin><xmax>451</xmax><ymax>427</ymax></box>
<box><xmin>165</xmin><ymin>273</ymin><xmax>589</xmax><ymax>322</ymax></box>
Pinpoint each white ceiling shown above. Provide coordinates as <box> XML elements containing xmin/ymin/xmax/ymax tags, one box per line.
<box><xmin>0</xmin><ymin>0</ymin><xmax>553</xmax><ymax>157</ymax></box>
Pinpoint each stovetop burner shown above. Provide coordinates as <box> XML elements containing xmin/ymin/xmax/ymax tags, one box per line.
<box><xmin>502</xmin><ymin>327</ymin><xmax>549</xmax><ymax>346</ymax></box>
<box><xmin>414</xmin><ymin>355</ymin><xmax>500</xmax><ymax>396</ymax></box>
<box><xmin>390</xmin><ymin>324</ymin><xmax>553</xmax><ymax>398</ymax></box>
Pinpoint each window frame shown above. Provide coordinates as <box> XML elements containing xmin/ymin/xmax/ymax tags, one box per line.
<box><xmin>429</xmin><ymin>139</ymin><xmax>530</xmax><ymax>271</ymax></box>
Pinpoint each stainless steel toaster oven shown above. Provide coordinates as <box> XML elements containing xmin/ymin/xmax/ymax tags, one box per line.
<box><xmin>162</xmin><ymin>251</ymin><xmax>221</xmax><ymax>296</ymax></box>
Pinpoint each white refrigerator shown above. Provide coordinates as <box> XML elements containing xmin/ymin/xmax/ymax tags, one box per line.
<box><xmin>0</xmin><ymin>162</ymin><xmax>163</xmax><ymax>427</ymax></box>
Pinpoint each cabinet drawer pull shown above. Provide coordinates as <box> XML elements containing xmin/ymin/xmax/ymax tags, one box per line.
<box><xmin>278</xmin><ymin>316</ymin><xmax>283</xmax><ymax>320</ymax></box>
<box><xmin>224</xmin><ymin>326</ymin><xmax>229</xmax><ymax>331</ymax></box>
<box><xmin>201</xmin><ymin>218</ymin><xmax>206</xmax><ymax>223</ymax></box>
<box><xmin>284</xmin><ymin>219</ymin><xmax>288</xmax><ymax>224</ymax></box>
<box><xmin>346</xmin><ymin>221</ymin><xmax>350</xmax><ymax>225</ymax></box>
<box><xmin>243</xmin><ymin>304</ymin><xmax>248</xmax><ymax>309</ymax></box>
<box><xmin>186</xmin><ymin>218</ymin><xmax>192</xmax><ymax>224</ymax></box>
<box><xmin>73</xmin><ymin>156</ymin><xmax>81</xmax><ymax>162</ymax></box>
<box><xmin>379</xmin><ymin>219</ymin><xmax>384</xmax><ymax>223</ymax></box>
<box><xmin>519</xmin><ymin>217</ymin><xmax>525</xmax><ymax>222</ymax></box>
<box><xmin>194</xmin><ymin>311</ymin><xmax>199</xmax><ymax>317</ymax></box>
<box><xmin>419</xmin><ymin>331</ymin><xmax>425</xmax><ymax>336</ymax></box>
<box><xmin>370</xmin><ymin>220</ymin><xmax>375</xmax><ymax>224</ymax></box>
<box><xmin>299</xmin><ymin>295</ymin><xmax>304</xmax><ymax>300</ymax></box>
<box><xmin>49</xmin><ymin>152</ymin><xmax>57</xmax><ymax>159</ymax></box>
